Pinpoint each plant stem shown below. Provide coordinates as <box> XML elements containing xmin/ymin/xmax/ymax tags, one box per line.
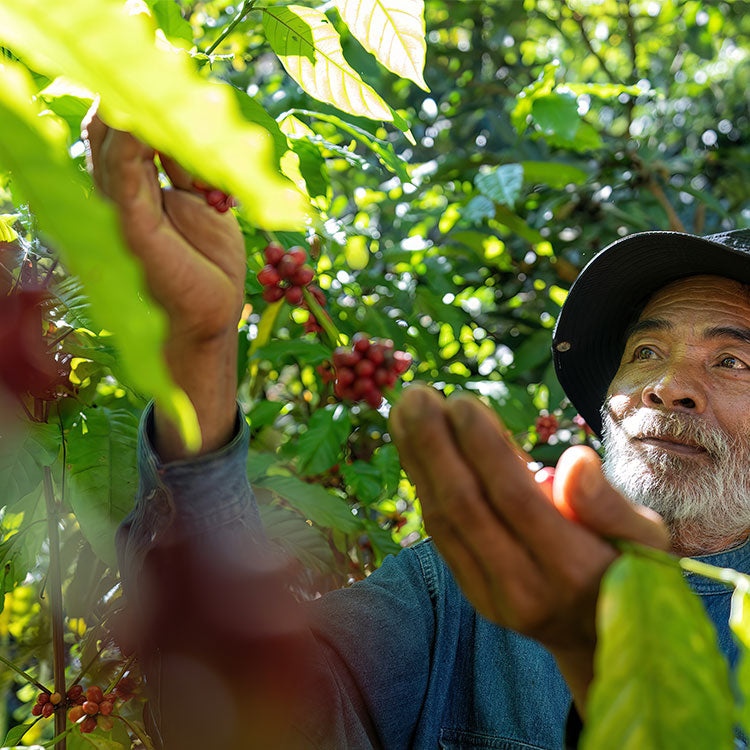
<box><xmin>0</xmin><ymin>653</ymin><xmax>50</xmax><ymax>693</ymax></box>
<box><xmin>114</xmin><ymin>713</ymin><xmax>155</xmax><ymax>750</ymax></box>
<box><xmin>205</xmin><ymin>0</ymin><xmax>257</xmax><ymax>55</ymax></box>
<box><xmin>302</xmin><ymin>287</ymin><xmax>342</xmax><ymax>348</ymax></box>
<box><xmin>43</xmin><ymin>466</ymin><xmax>67</xmax><ymax>750</ymax></box>
<box><xmin>106</xmin><ymin>653</ymin><xmax>136</xmax><ymax>693</ymax></box>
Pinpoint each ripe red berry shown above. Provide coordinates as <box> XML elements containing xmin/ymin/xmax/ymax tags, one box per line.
<box><xmin>285</xmin><ymin>285</ymin><xmax>304</xmax><ymax>306</ymax></box>
<box><xmin>31</xmin><ymin>704</ymin><xmax>42</xmax><ymax>716</ymax></box>
<box><xmin>352</xmin><ymin>333</ymin><xmax>370</xmax><ymax>353</ymax></box>
<box><xmin>42</xmin><ymin>702</ymin><xmax>55</xmax><ymax>718</ymax></box>
<box><xmin>69</xmin><ymin>705</ymin><xmax>85</xmax><ymax>722</ymax></box>
<box><xmin>288</xmin><ymin>246</ymin><xmax>307</xmax><ymax>266</ymax></box>
<box><xmin>67</xmin><ymin>685</ymin><xmax>83</xmax><ymax>700</ymax></box>
<box><xmin>99</xmin><ymin>700</ymin><xmax>114</xmax><ymax>716</ymax></box>
<box><xmin>264</xmin><ymin>243</ymin><xmax>284</xmax><ymax>266</ymax></box>
<box><xmin>333</xmin><ymin>347</ymin><xmax>360</xmax><ymax>368</ymax></box>
<box><xmin>292</xmin><ymin>265</ymin><xmax>314</xmax><ymax>286</ymax></box>
<box><xmin>366</xmin><ymin>344</ymin><xmax>386</xmax><ymax>365</ymax></box>
<box><xmin>355</xmin><ymin>359</ymin><xmax>375</xmax><ymax>378</ymax></box>
<box><xmin>391</xmin><ymin>351</ymin><xmax>412</xmax><ymax>375</ymax></box>
<box><xmin>374</xmin><ymin>367</ymin><xmax>390</xmax><ymax>386</ymax></box>
<box><xmin>86</xmin><ymin>686</ymin><xmax>104</xmax><ymax>704</ymax></box>
<box><xmin>205</xmin><ymin>189</ymin><xmax>225</xmax><ymax>207</ymax></box>
<box><xmin>365</xmin><ymin>389</ymin><xmax>383</xmax><ymax>408</ymax></box>
<box><xmin>83</xmin><ymin>701</ymin><xmax>99</xmax><ymax>715</ymax></box>
<box><xmin>37</xmin><ymin>692</ymin><xmax>49</xmax><ymax>705</ymax></box>
<box><xmin>336</xmin><ymin>367</ymin><xmax>355</xmax><ymax>387</ymax></box>
<box><xmin>80</xmin><ymin>716</ymin><xmax>97</xmax><ymax>734</ymax></box>
<box><xmin>262</xmin><ymin>285</ymin><xmax>285</xmax><ymax>303</ymax></box>
<box><xmin>257</xmin><ymin>265</ymin><xmax>281</xmax><ymax>287</ymax></box>
<box><xmin>276</xmin><ymin>254</ymin><xmax>298</xmax><ymax>280</ymax></box>
<box><xmin>353</xmin><ymin>377</ymin><xmax>376</xmax><ymax>398</ymax></box>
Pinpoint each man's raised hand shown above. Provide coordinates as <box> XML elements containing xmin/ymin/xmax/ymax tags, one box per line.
<box><xmin>389</xmin><ymin>385</ymin><xmax>669</xmax><ymax>714</ymax></box>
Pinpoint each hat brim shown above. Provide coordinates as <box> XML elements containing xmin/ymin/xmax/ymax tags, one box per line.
<box><xmin>553</xmin><ymin>230</ymin><xmax>750</xmax><ymax>437</ymax></box>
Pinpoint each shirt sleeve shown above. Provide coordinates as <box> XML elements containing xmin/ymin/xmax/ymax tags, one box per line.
<box><xmin>116</xmin><ymin>402</ymin><xmax>436</xmax><ymax>750</ymax></box>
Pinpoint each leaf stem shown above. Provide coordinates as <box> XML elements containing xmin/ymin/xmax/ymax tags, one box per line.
<box><xmin>43</xmin><ymin>466</ymin><xmax>67</xmax><ymax>750</ymax></box>
<box><xmin>114</xmin><ymin>713</ymin><xmax>155</xmax><ymax>750</ymax></box>
<box><xmin>302</xmin><ymin>287</ymin><xmax>342</xmax><ymax>348</ymax></box>
<box><xmin>105</xmin><ymin>653</ymin><xmax>136</xmax><ymax>694</ymax></box>
<box><xmin>205</xmin><ymin>0</ymin><xmax>258</xmax><ymax>55</ymax></box>
<box><xmin>0</xmin><ymin>653</ymin><xmax>50</xmax><ymax>693</ymax></box>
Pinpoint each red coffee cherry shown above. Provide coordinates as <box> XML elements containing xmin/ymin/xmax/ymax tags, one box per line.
<box><xmin>261</xmin><ymin>285</ymin><xmax>285</xmax><ymax>303</ymax></box>
<box><xmin>31</xmin><ymin>704</ymin><xmax>42</xmax><ymax>716</ymax></box>
<box><xmin>67</xmin><ymin>685</ymin><xmax>83</xmax><ymax>701</ymax></box>
<box><xmin>257</xmin><ymin>265</ymin><xmax>281</xmax><ymax>287</ymax></box>
<box><xmin>86</xmin><ymin>686</ymin><xmax>104</xmax><ymax>704</ymax></box>
<box><xmin>42</xmin><ymin>702</ymin><xmax>55</xmax><ymax>718</ymax></box>
<box><xmin>264</xmin><ymin>243</ymin><xmax>285</xmax><ymax>266</ymax></box>
<box><xmin>99</xmin><ymin>700</ymin><xmax>114</xmax><ymax>716</ymax></box>
<box><xmin>80</xmin><ymin>716</ymin><xmax>97</xmax><ymax>734</ymax></box>
<box><xmin>352</xmin><ymin>333</ymin><xmax>370</xmax><ymax>353</ymax></box>
<box><xmin>535</xmin><ymin>414</ymin><xmax>559</xmax><ymax>444</ymax></box>
<box><xmin>288</xmin><ymin>246</ymin><xmax>307</xmax><ymax>266</ymax></box>
<box><xmin>37</xmin><ymin>692</ymin><xmax>49</xmax><ymax>705</ymax></box>
<box><xmin>292</xmin><ymin>265</ymin><xmax>314</xmax><ymax>286</ymax></box>
<box><xmin>355</xmin><ymin>359</ymin><xmax>375</xmax><ymax>378</ymax></box>
<box><xmin>336</xmin><ymin>367</ymin><xmax>355</xmax><ymax>387</ymax></box>
<box><xmin>276</xmin><ymin>254</ymin><xmax>299</xmax><ymax>280</ymax></box>
<box><xmin>69</xmin><ymin>705</ymin><xmax>86</xmax><ymax>722</ymax></box>
<box><xmin>308</xmin><ymin>285</ymin><xmax>326</xmax><ymax>306</ymax></box>
<box><xmin>284</xmin><ymin>285</ymin><xmax>304</xmax><ymax>306</ymax></box>
<box><xmin>333</xmin><ymin>347</ymin><xmax>360</xmax><ymax>368</ymax></box>
<box><xmin>83</xmin><ymin>701</ymin><xmax>99</xmax><ymax>716</ymax></box>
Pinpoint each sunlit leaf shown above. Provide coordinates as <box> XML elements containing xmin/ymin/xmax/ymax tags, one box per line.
<box><xmin>520</xmin><ymin>161</ymin><xmax>587</xmax><ymax>188</ymax></box>
<box><xmin>66</xmin><ymin>407</ymin><xmax>139</xmax><ymax>568</ymax></box>
<box><xmin>531</xmin><ymin>92</ymin><xmax>580</xmax><ymax>141</ymax></box>
<box><xmin>297</xmin><ymin>406</ymin><xmax>351</xmax><ymax>476</ymax></box>
<box><xmin>511</xmin><ymin>61</ymin><xmax>558</xmax><ymax>133</ymax></box>
<box><xmin>562</xmin><ymin>82</ymin><xmax>641</xmax><ymax>98</ymax></box>
<box><xmin>262</xmin><ymin>4</ymin><xmax>393</xmax><ymax>122</ymax></box>
<box><xmin>582</xmin><ymin>552</ymin><xmax>735</xmax><ymax>750</ymax></box>
<box><xmin>335</xmin><ymin>0</ymin><xmax>429</xmax><ymax>91</ymax></box>
<box><xmin>0</xmin><ymin>421</ymin><xmax>58</xmax><ymax>506</ymax></box>
<box><xmin>729</xmin><ymin>580</ymin><xmax>750</xmax><ymax>737</ymax></box>
<box><xmin>475</xmin><ymin>163</ymin><xmax>524</xmax><ymax>207</ymax></box>
<box><xmin>0</xmin><ymin>213</ymin><xmax>18</xmax><ymax>241</ymax></box>
<box><xmin>0</xmin><ymin>0</ymin><xmax>308</xmax><ymax>229</ymax></box>
<box><xmin>0</xmin><ymin>61</ymin><xmax>200</xmax><ymax>450</ymax></box>
<box><xmin>149</xmin><ymin>0</ymin><xmax>193</xmax><ymax>45</ymax></box>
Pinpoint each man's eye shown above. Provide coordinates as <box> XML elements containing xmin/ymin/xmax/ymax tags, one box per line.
<box><xmin>718</xmin><ymin>355</ymin><xmax>748</xmax><ymax>369</ymax></box>
<box><xmin>634</xmin><ymin>346</ymin><xmax>657</xmax><ymax>360</ymax></box>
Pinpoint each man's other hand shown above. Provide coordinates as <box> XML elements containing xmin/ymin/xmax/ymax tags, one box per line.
<box><xmin>389</xmin><ymin>385</ymin><xmax>670</xmax><ymax>714</ymax></box>
<box><xmin>82</xmin><ymin>107</ymin><xmax>246</xmax><ymax>458</ymax></box>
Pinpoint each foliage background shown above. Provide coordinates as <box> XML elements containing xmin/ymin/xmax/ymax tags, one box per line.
<box><xmin>1</xmin><ymin>0</ymin><xmax>749</xmax><ymax>745</ymax></box>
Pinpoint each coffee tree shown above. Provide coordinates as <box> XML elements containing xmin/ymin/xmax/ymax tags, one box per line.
<box><xmin>1</xmin><ymin>0</ymin><xmax>750</xmax><ymax>747</ymax></box>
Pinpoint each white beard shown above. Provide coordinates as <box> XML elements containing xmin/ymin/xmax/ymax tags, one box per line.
<box><xmin>601</xmin><ymin>404</ymin><xmax>750</xmax><ymax>553</ymax></box>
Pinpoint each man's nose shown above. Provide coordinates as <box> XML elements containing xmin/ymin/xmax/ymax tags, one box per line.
<box><xmin>640</xmin><ymin>370</ymin><xmax>707</xmax><ymax>413</ymax></box>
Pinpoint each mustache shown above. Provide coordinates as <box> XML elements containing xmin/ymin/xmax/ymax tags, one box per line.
<box><xmin>607</xmin><ymin>408</ymin><xmax>730</xmax><ymax>458</ymax></box>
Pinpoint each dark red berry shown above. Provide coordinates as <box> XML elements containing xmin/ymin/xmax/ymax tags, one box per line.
<box><xmin>37</xmin><ymin>692</ymin><xmax>49</xmax><ymax>705</ymax></box>
<box><xmin>83</xmin><ymin>701</ymin><xmax>99</xmax><ymax>715</ymax></box>
<box><xmin>374</xmin><ymin>367</ymin><xmax>390</xmax><ymax>386</ymax></box>
<box><xmin>98</xmin><ymin>700</ymin><xmax>114</xmax><ymax>716</ymax></box>
<box><xmin>336</xmin><ymin>367</ymin><xmax>355</xmax><ymax>387</ymax></box>
<box><xmin>276</xmin><ymin>254</ymin><xmax>298</xmax><ymax>279</ymax></box>
<box><xmin>205</xmin><ymin>189</ymin><xmax>225</xmax><ymax>207</ymax></box>
<box><xmin>333</xmin><ymin>347</ymin><xmax>360</xmax><ymax>368</ymax></box>
<box><xmin>86</xmin><ymin>686</ymin><xmax>104</xmax><ymax>704</ymax></box>
<box><xmin>80</xmin><ymin>716</ymin><xmax>97</xmax><ymax>733</ymax></box>
<box><xmin>31</xmin><ymin>704</ymin><xmax>42</xmax><ymax>716</ymax></box>
<box><xmin>353</xmin><ymin>377</ymin><xmax>375</xmax><ymax>398</ymax></box>
<box><xmin>367</xmin><ymin>344</ymin><xmax>386</xmax><ymax>365</ymax></box>
<box><xmin>42</xmin><ymin>702</ymin><xmax>55</xmax><ymax>718</ymax></box>
<box><xmin>67</xmin><ymin>685</ymin><xmax>83</xmax><ymax>700</ymax></box>
<box><xmin>285</xmin><ymin>286</ymin><xmax>304</xmax><ymax>306</ymax></box>
<box><xmin>69</xmin><ymin>705</ymin><xmax>85</xmax><ymax>722</ymax></box>
<box><xmin>292</xmin><ymin>265</ymin><xmax>314</xmax><ymax>286</ymax></box>
<box><xmin>262</xmin><ymin>285</ymin><xmax>285</xmax><ymax>303</ymax></box>
<box><xmin>288</xmin><ymin>246</ymin><xmax>307</xmax><ymax>266</ymax></box>
<box><xmin>257</xmin><ymin>265</ymin><xmax>281</xmax><ymax>286</ymax></box>
<box><xmin>264</xmin><ymin>243</ymin><xmax>284</xmax><ymax>266</ymax></box>
<box><xmin>392</xmin><ymin>351</ymin><xmax>412</xmax><ymax>374</ymax></box>
<box><xmin>352</xmin><ymin>333</ymin><xmax>370</xmax><ymax>353</ymax></box>
<box><xmin>309</xmin><ymin>285</ymin><xmax>326</xmax><ymax>306</ymax></box>
<box><xmin>365</xmin><ymin>389</ymin><xmax>383</xmax><ymax>408</ymax></box>
<box><xmin>355</xmin><ymin>359</ymin><xmax>375</xmax><ymax>378</ymax></box>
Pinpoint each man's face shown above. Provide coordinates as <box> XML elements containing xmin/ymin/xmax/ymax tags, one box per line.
<box><xmin>602</xmin><ymin>274</ymin><xmax>750</xmax><ymax>551</ymax></box>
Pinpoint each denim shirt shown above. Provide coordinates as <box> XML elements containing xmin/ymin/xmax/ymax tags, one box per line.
<box><xmin>117</xmin><ymin>405</ymin><xmax>750</xmax><ymax>750</ymax></box>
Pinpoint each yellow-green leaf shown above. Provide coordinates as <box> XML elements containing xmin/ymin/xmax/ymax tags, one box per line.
<box><xmin>0</xmin><ymin>0</ymin><xmax>308</xmax><ymax>230</ymax></box>
<box><xmin>0</xmin><ymin>61</ymin><xmax>200</xmax><ymax>450</ymax></box>
<box><xmin>0</xmin><ymin>213</ymin><xmax>18</xmax><ymax>241</ymax></box>
<box><xmin>729</xmin><ymin>579</ymin><xmax>750</xmax><ymax>736</ymax></box>
<box><xmin>335</xmin><ymin>0</ymin><xmax>429</xmax><ymax>91</ymax></box>
<box><xmin>263</xmin><ymin>5</ymin><xmax>393</xmax><ymax>123</ymax></box>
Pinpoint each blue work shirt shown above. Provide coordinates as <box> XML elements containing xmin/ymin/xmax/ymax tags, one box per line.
<box><xmin>117</xmin><ymin>405</ymin><xmax>750</xmax><ymax>749</ymax></box>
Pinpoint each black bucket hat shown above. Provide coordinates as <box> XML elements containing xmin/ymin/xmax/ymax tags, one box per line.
<box><xmin>552</xmin><ymin>228</ymin><xmax>750</xmax><ymax>438</ymax></box>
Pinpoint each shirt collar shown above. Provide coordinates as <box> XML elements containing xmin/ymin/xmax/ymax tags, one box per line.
<box><xmin>682</xmin><ymin>535</ymin><xmax>750</xmax><ymax>595</ymax></box>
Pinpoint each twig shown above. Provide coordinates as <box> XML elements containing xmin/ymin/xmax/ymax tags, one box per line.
<box><xmin>205</xmin><ymin>0</ymin><xmax>258</xmax><ymax>55</ymax></box>
<box><xmin>70</xmin><ymin>642</ymin><xmax>107</xmax><ymax>688</ymax></box>
<box><xmin>0</xmin><ymin>653</ymin><xmax>50</xmax><ymax>693</ymax></box>
<box><xmin>43</xmin><ymin>466</ymin><xmax>67</xmax><ymax>750</ymax></box>
<box><xmin>645</xmin><ymin>178</ymin><xmax>685</xmax><ymax>232</ymax></box>
<box><xmin>562</xmin><ymin>1</ymin><xmax>623</xmax><ymax>85</ymax></box>
<box><xmin>623</xmin><ymin>0</ymin><xmax>639</xmax><ymax>80</ymax></box>
<box><xmin>106</xmin><ymin>653</ymin><xmax>136</xmax><ymax>693</ymax></box>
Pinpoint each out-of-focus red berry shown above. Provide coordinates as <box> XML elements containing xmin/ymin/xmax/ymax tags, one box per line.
<box><xmin>264</xmin><ymin>243</ymin><xmax>285</xmax><ymax>266</ymax></box>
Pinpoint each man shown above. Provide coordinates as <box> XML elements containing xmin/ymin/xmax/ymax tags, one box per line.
<box><xmin>91</xmin><ymin>118</ymin><xmax>750</xmax><ymax>748</ymax></box>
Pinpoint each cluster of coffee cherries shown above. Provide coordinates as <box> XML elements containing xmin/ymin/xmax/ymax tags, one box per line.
<box><xmin>330</xmin><ymin>334</ymin><xmax>411</xmax><ymax>408</ymax></box>
<box><xmin>535</xmin><ymin>414</ymin><xmax>559</xmax><ymax>444</ymax></box>
<box><xmin>257</xmin><ymin>243</ymin><xmax>319</xmax><ymax>306</ymax></box>
<box><xmin>31</xmin><ymin>689</ymin><xmax>62</xmax><ymax>718</ymax></box>
<box><xmin>191</xmin><ymin>180</ymin><xmax>236</xmax><ymax>213</ymax></box>
<box><xmin>65</xmin><ymin>685</ymin><xmax>116</xmax><ymax>733</ymax></box>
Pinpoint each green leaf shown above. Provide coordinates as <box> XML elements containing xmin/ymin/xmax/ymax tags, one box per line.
<box><xmin>362</xmin><ymin>518</ymin><xmax>400</xmax><ymax>565</ymax></box>
<box><xmin>3</xmin><ymin>723</ymin><xmax>37</xmax><ymax>746</ymax></box>
<box><xmin>247</xmin><ymin>450</ymin><xmax>278</xmax><ymax>482</ymax></box>
<box><xmin>489</xmin><ymin>382</ymin><xmax>537</xmax><ymax>436</ymax></box>
<box><xmin>335</xmin><ymin>0</ymin><xmax>429</xmax><ymax>91</ymax></box>
<box><xmin>729</xmin><ymin>582</ymin><xmax>750</xmax><ymax>736</ymax></box>
<box><xmin>520</xmin><ymin>160</ymin><xmax>587</xmax><ymax>188</ymax></box>
<box><xmin>66</xmin><ymin>407</ymin><xmax>139</xmax><ymax>568</ymax></box>
<box><xmin>372</xmin><ymin>443</ymin><xmax>401</xmax><ymax>497</ymax></box>
<box><xmin>262</xmin><ymin>5</ymin><xmax>393</xmax><ymax>123</ymax></box>
<box><xmin>342</xmin><ymin>460</ymin><xmax>382</xmax><ymax>504</ymax></box>
<box><xmin>283</xmin><ymin>109</ymin><xmax>409</xmax><ymax>181</ymax></box>
<box><xmin>37</xmin><ymin>76</ymin><xmax>94</xmax><ymax>137</ymax></box>
<box><xmin>0</xmin><ymin>0</ymin><xmax>308</xmax><ymax>229</ymax></box>
<box><xmin>509</xmin><ymin>329</ymin><xmax>552</xmax><ymax>373</ymax></box>
<box><xmin>562</xmin><ymin>82</ymin><xmax>641</xmax><ymax>98</ymax></box>
<box><xmin>259</xmin><ymin>503</ymin><xmax>335</xmax><ymax>573</ymax></box>
<box><xmin>475</xmin><ymin>163</ymin><xmax>524</xmax><ymax>207</ymax></box>
<box><xmin>297</xmin><ymin>406</ymin><xmax>351</xmax><ymax>476</ymax></box>
<box><xmin>289</xmin><ymin>137</ymin><xmax>329</xmax><ymax>201</ymax></box>
<box><xmin>0</xmin><ymin>421</ymin><xmax>59</xmax><ymax>506</ymax></box>
<box><xmin>0</xmin><ymin>213</ymin><xmax>18</xmax><ymax>241</ymax></box>
<box><xmin>462</xmin><ymin>195</ymin><xmax>495</xmax><ymax>224</ymax></box>
<box><xmin>531</xmin><ymin>92</ymin><xmax>580</xmax><ymax>141</ymax></box>
<box><xmin>492</xmin><ymin>205</ymin><xmax>544</xmax><ymax>243</ymax></box>
<box><xmin>232</xmin><ymin>87</ymin><xmax>289</xmax><ymax>165</ymax></box>
<box><xmin>511</xmin><ymin>61</ymin><xmax>558</xmax><ymax>133</ymax></box>
<box><xmin>0</xmin><ymin>61</ymin><xmax>200</xmax><ymax>451</ymax></box>
<box><xmin>254</xmin><ymin>473</ymin><xmax>361</xmax><ymax>533</ymax></box>
<box><xmin>251</xmin><ymin>338</ymin><xmax>331</xmax><ymax>366</ymax></box>
<box><xmin>581</xmin><ymin>552</ymin><xmax>735</xmax><ymax>750</ymax></box>
<box><xmin>150</xmin><ymin>0</ymin><xmax>193</xmax><ymax>45</ymax></box>
<box><xmin>67</xmin><ymin>729</ymin><xmax>127</xmax><ymax>750</ymax></box>
<box><xmin>247</xmin><ymin>402</ymin><xmax>284</xmax><ymax>431</ymax></box>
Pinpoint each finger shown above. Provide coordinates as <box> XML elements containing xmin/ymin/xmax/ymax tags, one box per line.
<box><xmin>81</xmin><ymin>103</ymin><xmax>108</xmax><ymax>193</ymax></box>
<box><xmin>555</xmin><ymin>446</ymin><xmax>671</xmax><ymax>552</ymax></box>
<box><xmin>158</xmin><ymin>152</ymin><xmax>201</xmax><ymax>193</ymax></box>
<box><xmin>390</xmin><ymin>387</ymin><xmax>545</xmax><ymax>620</ymax></box>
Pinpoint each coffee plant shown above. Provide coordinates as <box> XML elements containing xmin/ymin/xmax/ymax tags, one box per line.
<box><xmin>1</xmin><ymin>0</ymin><xmax>750</xmax><ymax>747</ymax></box>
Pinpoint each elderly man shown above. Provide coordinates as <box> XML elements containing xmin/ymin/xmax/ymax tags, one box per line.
<box><xmin>94</xmin><ymin>120</ymin><xmax>750</xmax><ymax>748</ymax></box>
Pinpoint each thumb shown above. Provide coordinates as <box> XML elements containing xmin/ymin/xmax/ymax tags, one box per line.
<box><xmin>554</xmin><ymin>445</ymin><xmax>670</xmax><ymax>552</ymax></box>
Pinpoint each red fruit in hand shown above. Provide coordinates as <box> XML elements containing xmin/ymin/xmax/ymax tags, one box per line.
<box><xmin>276</xmin><ymin>254</ymin><xmax>298</xmax><ymax>280</ymax></box>
<box><xmin>80</xmin><ymin>716</ymin><xmax>97</xmax><ymax>734</ymax></box>
<box><xmin>262</xmin><ymin>285</ymin><xmax>285</xmax><ymax>303</ymax></box>
<box><xmin>292</xmin><ymin>265</ymin><xmax>314</xmax><ymax>286</ymax></box>
<box><xmin>355</xmin><ymin>359</ymin><xmax>375</xmax><ymax>378</ymax></box>
<box><xmin>205</xmin><ymin>189</ymin><xmax>225</xmax><ymax>207</ymax></box>
<box><xmin>42</xmin><ymin>702</ymin><xmax>55</xmax><ymax>718</ymax></box>
<box><xmin>352</xmin><ymin>333</ymin><xmax>370</xmax><ymax>353</ymax></box>
<box><xmin>333</xmin><ymin>347</ymin><xmax>360</xmax><ymax>368</ymax></box>
<box><xmin>99</xmin><ymin>700</ymin><xmax>114</xmax><ymax>716</ymax></box>
<box><xmin>86</xmin><ymin>686</ymin><xmax>104</xmax><ymax>704</ymax></box>
<box><xmin>288</xmin><ymin>246</ymin><xmax>307</xmax><ymax>266</ymax></box>
<box><xmin>257</xmin><ymin>265</ymin><xmax>281</xmax><ymax>287</ymax></box>
<box><xmin>285</xmin><ymin>286</ymin><xmax>304</xmax><ymax>306</ymax></box>
<box><xmin>83</xmin><ymin>701</ymin><xmax>99</xmax><ymax>715</ymax></box>
<box><xmin>67</xmin><ymin>685</ymin><xmax>83</xmax><ymax>700</ymax></box>
<box><xmin>31</xmin><ymin>704</ymin><xmax>42</xmax><ymax>716</ymax></box>
<box><xmin>264</xmin><ymin>243</ymin><xmax>284</xmax><ymax>266</ymax></box>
